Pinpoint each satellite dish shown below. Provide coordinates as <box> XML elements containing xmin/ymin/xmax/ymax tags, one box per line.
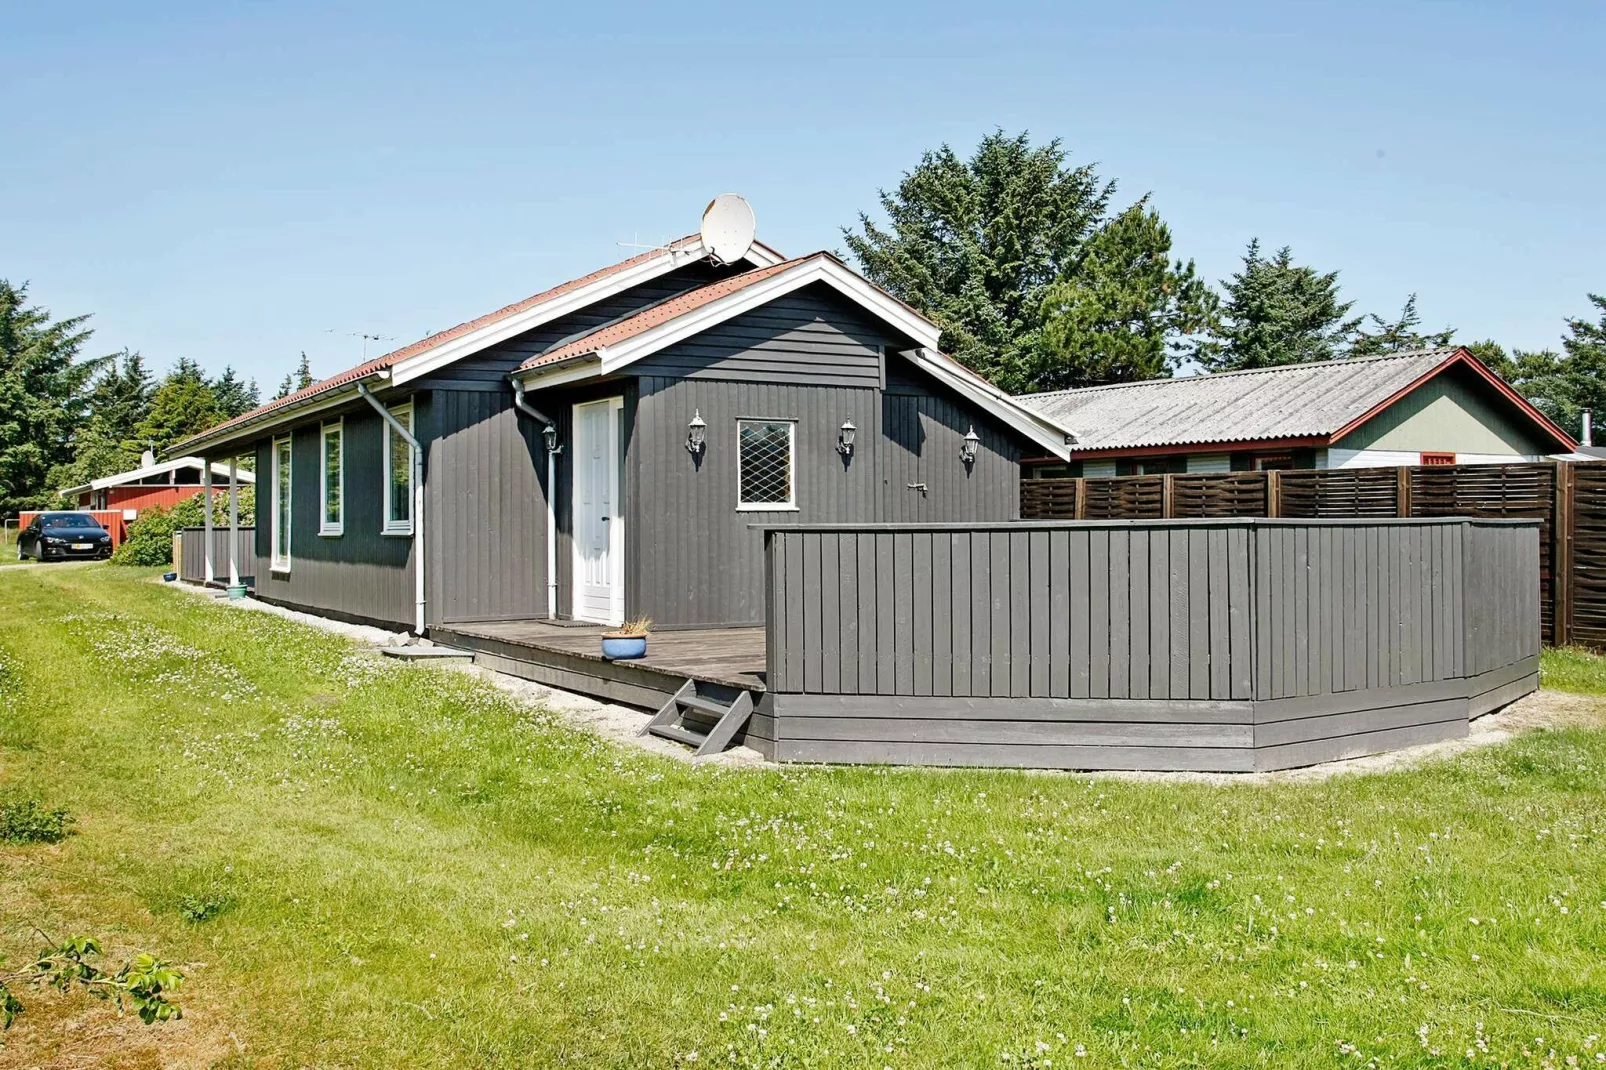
<box><xmin>700</xmin><ymin>194</ymin><xmax>756</xmax><ymax>265</ymax></box>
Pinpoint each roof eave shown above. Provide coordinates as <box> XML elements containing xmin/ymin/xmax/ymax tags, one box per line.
<box><xmin>171</xmin><ymin>369</ymin><xmax>395</xmax><ymax>457</ymax></box>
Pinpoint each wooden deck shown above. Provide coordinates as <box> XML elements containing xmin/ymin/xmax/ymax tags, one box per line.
<box><xmin>432</xmin><ymin>619</ymin><xmax>767</xmax><ymax>710</ymax></box>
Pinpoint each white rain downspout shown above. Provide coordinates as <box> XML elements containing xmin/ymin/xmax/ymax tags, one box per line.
<box><xmin>511</xmin><ymin>378</ymin><xmax>560</xmax><ymax>620</ymax></box>
<box><xmin>358</xmin><ymin>383</ymin><xmax>426</xmax><ymax>635</ymax></box>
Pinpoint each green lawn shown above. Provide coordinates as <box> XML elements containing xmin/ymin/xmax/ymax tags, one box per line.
<box><xmin>3</xmin><ymin>566</ymin><xmax>1606</xmax><ymax>1067</ymax></box>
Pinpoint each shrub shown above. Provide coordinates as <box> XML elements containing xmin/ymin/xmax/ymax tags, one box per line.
<box><xmin>0</xmin><ymin>798</ymin><xmax>74</xmax><ymax>844</ymax></box>
<box><xmin>111</xmin><ymin>486</ymin><xmax>256</xmax><ymax>567</ymax></box>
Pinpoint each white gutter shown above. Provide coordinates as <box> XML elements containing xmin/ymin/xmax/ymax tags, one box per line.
<box><xmin>357</xmin><ymin>383</ymin><xmax>426</xmax><ymax>635</ymax></box>
<box><xmin>511</xmin><ymin>378</ymin><xmax>561</xmax><ymax>620</ymax></box>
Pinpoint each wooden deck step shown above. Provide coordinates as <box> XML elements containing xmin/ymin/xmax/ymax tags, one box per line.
<box><xmin>640</xmin><ymin>679</ymin><xmax>755</xmax><ymax>757</ymax></box>
<box><xmin>648</xmin><ymin>723</ymin><xmax>708</xmax><ymax>748</ymax></box>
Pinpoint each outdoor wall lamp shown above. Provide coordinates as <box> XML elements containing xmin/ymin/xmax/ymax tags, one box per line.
<box><xmin>837</xmin><ymin>418</ymin><xmax>857</xmax><ymax>456</ymax></box>
<box><xmin>541</xmin><ymin>424</ymin><xmax>563</xmax><ymax>454</ymax></box>
<box><xmin>686</xmin><ymin>410</ymin><xmax>707</xmax><ymax>456</ymax></box>
<box><xmin>959</xmin><ymin>425</ymin><xmax>981</xmax><ymax>465</ymax></box>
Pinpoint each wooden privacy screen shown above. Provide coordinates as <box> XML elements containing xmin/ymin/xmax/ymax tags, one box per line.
<box><xmin>764</xmin><ymin>519</ymin><xmax>1539</xmax><ymax>703</ymax></box>
<box><xmin>178</xmin><ymin>527</ymin><xmax>259</xmax><ymax>584</ymax></box>
<box><xmin>1021</xmin><ymin>460</ymin><xmax>1606</xmax><ymax>647</ymax></box>
<box><xmin>759</xmin><ymin>519</ymin><xmax>1539</xmax><ymax>771</ymax></box>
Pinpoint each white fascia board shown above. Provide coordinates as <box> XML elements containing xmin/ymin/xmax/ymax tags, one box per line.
<box><xmin>178</xmin><ymin>373</ymin><xmax>392</xmax><ymax>457</ymax></box>
<box><xmin>515</xmin><ymin>356</ymin><xmax>602</xmax><ymax>390</ymax></box>
<box><xmin>391</xmin><ymin>240</ymin><xmax>784</xmax><ymax>387</ymax></box>
<box><xmin>595</xmin><ymin>258</ymin><xmax>941</xmax><ymax>376</ymax></box>
<box><xmin>902</xmin><ymin>348</ymin><xmax>1075</xmax><ymax>460</ymax></box>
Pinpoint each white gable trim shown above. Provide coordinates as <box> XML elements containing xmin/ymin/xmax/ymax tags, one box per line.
<box><xmin>509</xmin><ymin>256</ymin><xmax>1071</xmax><ymax>459</ymax></box>
<box><xmin>899</xmin><ymin>348</ymin><xmax>1075</xmax><ymax>460</ymax></box>
<box><xmin>390</xmin><ymin>239</ymin><xmax>782</xmax><ymax>387</ymax></box>
<box><xmin>581</xmin><ymin>257</ymin><xmax>940</xmax><ymax>376</ymax></box>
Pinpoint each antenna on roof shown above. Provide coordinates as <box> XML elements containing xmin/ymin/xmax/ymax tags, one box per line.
<box><xmin>700</xmin><ymin>194</ymin><xmax>756</xmax><ymax>265</ymax></box>
<box><xmin>325</xmin><ymin>328</ymin><xmax>397</xmax><ymax>360</ymax></box>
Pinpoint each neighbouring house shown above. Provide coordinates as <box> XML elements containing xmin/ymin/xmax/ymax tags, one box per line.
<box><xmin>1013</xmin><ymin>348</ymin><xmax>1577</xmax><ymax>479</ymax></box>
<box><xmin>59</xmin><ymin>454</ymin><xmax>253</xmax><ymax>513</ymax></box>
<box><xmin>174</xmin><ymin>227</ymin><xmax>1074</xmax><ymax>634</ymax></box>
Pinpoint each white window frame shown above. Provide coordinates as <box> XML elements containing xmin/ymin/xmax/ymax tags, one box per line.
<box><xmin>271</xmin><ymin>435</ymin><xmax>292</xmax><ymax>572</ymax></box>
<box><xmin>382</xmin><ymin>402</ymin><xmax>415</xmax><ymax>536</ymax></box>
<box><xmin>319</xmin><ymin>419</ymin><xmax>344</xmax><ymax>536</ymax></box>
<box><xmin>735</xmin><ymin>418</ymin><xmax>798</xmax><ymax>512</ymax></box>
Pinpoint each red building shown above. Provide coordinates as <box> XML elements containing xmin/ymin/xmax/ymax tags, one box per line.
<box><xmin>58</xmin><ymin>455</ymin><xmax>253</xmax><ymax>513</ymax></box>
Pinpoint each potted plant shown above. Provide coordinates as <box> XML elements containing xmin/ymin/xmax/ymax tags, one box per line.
<box><xmin>601</xmin><ymin>617</ymin><xmax>651</xmax><ymax>660</ymax></box>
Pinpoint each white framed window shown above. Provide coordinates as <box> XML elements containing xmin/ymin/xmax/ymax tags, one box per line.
<box><xmin>736</xmin><ymin>419</ymin><xmax>797</xmax><ymax>510</ymax></box>
<box><xmin>382</xmin><ymin>402</ymin><xmax>415</xmax><ymax>535</ymax></box>
<box><xmin>271</xmin><ymin>435</ymin><xmax>292</xmax><ymax>571</ymax></box>
<box><xmin>319</xmin><ymin>420</ymin><xmax>343</xmax><ymax>536</ymax></box>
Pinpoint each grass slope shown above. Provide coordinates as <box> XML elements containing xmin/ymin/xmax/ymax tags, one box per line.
<box><xmin>2</xmin><ymin>566</ymin><xmax>1605</xmax><ymax>1067</ymax></box>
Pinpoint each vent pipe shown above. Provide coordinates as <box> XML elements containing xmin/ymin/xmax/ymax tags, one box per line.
<box><xmin>1583</xmin><ymin>408</ymin><xmax>1594</xmax><ymax>448</ymax></box>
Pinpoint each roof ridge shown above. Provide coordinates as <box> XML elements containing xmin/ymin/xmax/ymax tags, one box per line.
<box><xmin>1017</xmin><ymin>347</ymin><xmax>1463</xmax><ymax>401</ymax></box>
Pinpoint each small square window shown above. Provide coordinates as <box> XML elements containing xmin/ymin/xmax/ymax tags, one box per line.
<box><xmin>737</xmin><ymin>419</ymin><xmax>796</xmax><ymax>510</ymax></box>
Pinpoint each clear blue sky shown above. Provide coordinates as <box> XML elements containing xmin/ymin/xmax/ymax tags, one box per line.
<box><xmin>4</xmin><ymin>1</ymin><xmax>1601</xmax><ymax>390</ymax></box>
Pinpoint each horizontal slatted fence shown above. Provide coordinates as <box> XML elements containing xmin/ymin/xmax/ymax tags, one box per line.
<box><xmin>1020</xmin><ymin>459</ymin><xmax>1606</xmax><ymax>648</ymax></box>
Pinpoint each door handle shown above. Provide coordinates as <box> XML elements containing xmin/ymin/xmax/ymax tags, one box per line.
<box><xmin>601</xmin><ymin>516</ymin><xmax>610</xmax><ymax>522</ymax></box>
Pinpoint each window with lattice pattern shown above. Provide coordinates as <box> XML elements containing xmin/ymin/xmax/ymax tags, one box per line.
<box><xmin>738</xmin><ymin>420</ymin><xmax>796</xmax><ymax>509</ymax></box>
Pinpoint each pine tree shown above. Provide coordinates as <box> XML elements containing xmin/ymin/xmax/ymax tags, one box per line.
<box><xmin>88</xmin><ymin>349</ymin><xmax>155</xmax><ymax>446</ymax></box>
<box><xmin>0</xmin><ymin>280</ymin><xmax>102</xmax><ymax>511</ymax></box>
<box><xmin>132</xmin><ymin>362</ymin><xmax>221</xmax><ymax>456</ymax></box>
<box><xmin>294</xmin><ymin>352</ymin><xmax>314</xmax><ymax>390</ymax></box>
<box><xmin>211</xmin><ymin>366</ymin><xmax>260</xmax><ymax>419</ymax></box>
<box><xmin>1348</xmin><ymin>294</ymin><xmax>1454</xmax><ymax>356</ymax></box>
<box><xmin>843</xmin><ymin>130</ymin><xmax>1118</xmax><ymax>389</ymax></box>
<box><xmin>272</xmin><ymin>374</ymin><xmax>294</xmax><ymax>400</ymax></box>
<box><xmin>1196</xmin><ymin>241</ymin><xmax>1362</xmax><ymax>372</ymax></box>
<box><xmin>1028</xmin><ymin>202</ymin><xmax>1216</xmax><ymax>389</ymax></box>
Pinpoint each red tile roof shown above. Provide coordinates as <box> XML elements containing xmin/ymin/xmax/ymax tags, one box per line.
<box><xmin>519</xmin><ymin>256</ymin><xmax>815</xmax><ymax>371</ymax></box>
<box><xmin>179</xmin><ymin>234</ymin><xmax>712</xmax><ymax>449</ymax></box>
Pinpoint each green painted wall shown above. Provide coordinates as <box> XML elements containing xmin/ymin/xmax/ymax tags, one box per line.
<box><xmin>1336</xmin><ymin>368</ymin><xmax>1552</xmax><ymax>456</ymax></box>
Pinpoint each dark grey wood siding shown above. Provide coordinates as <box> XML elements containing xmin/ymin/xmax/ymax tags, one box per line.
<box><xmin>762</xmin><ymin>519</ymin><xmax>1540</xmax><ymax>771</ymax></box>
<box><xmin>629</xmin><ymin>367</ymin><xmax>1020</xmax><ymax>628</ymax></box>
<box><xmin>244</xmin><ymin>400</ymin><xmax>418</xmax><ymax>629</ymax></box>
<box><xmin>631</xmin><ymin>284</ymin><xmax>885</xmax><ymax>387</ymax></box>
<box><xmin>426</xmin><ymin>390</ymin><xmax>548</xmax><ymax>623</ymax></box>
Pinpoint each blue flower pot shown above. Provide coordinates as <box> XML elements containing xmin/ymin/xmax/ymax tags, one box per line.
<box><xmin>601</xmin><ymin>635</ymin><xmax>647</xmax><ymax>660</ymax></box>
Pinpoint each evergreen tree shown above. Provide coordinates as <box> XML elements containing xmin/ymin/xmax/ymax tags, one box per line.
<box><xmin>272</xmin><ymin>373</ymin><xmax>294</xmax><ymax>400</ymax></box>
<box><xmin>1348</xmin><ymin>294</ymin><xmax>1454</xmax><ymax>356</ymax></box>
<box><xmin>294</xmin><ymin>351</ymin><xmax>314</xmax><ymax>391</ymax></box>
<box><xmin>211</xmin><ymin>365</ymin><xmax>260</xmax><ymax>419</ymax></box>
<box><xmin>89</xmin><ymin>349</ymin><xmax>155</xmax><ymax>444</ymax></box>
<box><xmin>1196</xmin><ymin>241</ymin><xmax>1362</xmax><ymax>372</ymax></box>
<box><xmin>843</xmin><ymin>130</ymin><xmax>1118</xmax><ymax>389</ymax></box>
<box><xmin>1028</xmin><ymin>202</ymin><xmax>1216</xmax><ymax>389</ymax></box>
<box><xmin>1491</xmin><ymin>295</ymin><xmax>1606</xmax><ymax>435</ymax></box>
<box><xmin>131</xmin><ymin>362</ymin><xmax>221</xmax><ymax>456</ymax></box>
<box><xmin>0</xmin><ymin>280</ymin><xmax>102</xmax><ymax>511</ymax></box>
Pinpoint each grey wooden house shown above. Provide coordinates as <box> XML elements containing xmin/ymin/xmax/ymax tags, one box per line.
<box><xmin>176</xmin><ymin>230</ymin><xmax>1074</xmax><ymax>635</ymax></box>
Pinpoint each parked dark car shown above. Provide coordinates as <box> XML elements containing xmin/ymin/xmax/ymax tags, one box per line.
<box><xmin>17</xmin><ymin>512</ymin><xmax>113</xmax><ymax>561</ymax></box>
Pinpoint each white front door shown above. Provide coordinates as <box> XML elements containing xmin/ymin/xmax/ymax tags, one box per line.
<box><xmin>572</xmin><ymin>397</ymin><xmax>625</xmax><ymax>625</ymax></box>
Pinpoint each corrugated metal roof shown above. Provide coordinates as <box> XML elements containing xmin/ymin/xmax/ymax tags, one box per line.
<box><xmin>1014</xmin><ymin>349</ymin><xmax>1464</xmax><ymax>452</ymax></box>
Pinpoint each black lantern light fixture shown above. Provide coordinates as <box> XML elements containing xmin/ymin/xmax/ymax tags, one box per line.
<box><xmin>542</xmin><ymin>423</ymin><xmax>562</xmax><ymax>454</ymax></box>
<box><xmin>837</xmin><ymin>418</ymin><xmax>857</xmax><ymax>456</ymax></box>
<box><xmin>959</xmin><ymin>425</ymin><xmax>981</xmax><ymax>465</ymax></box>
<box><xmin>685</xmin><ymin>410</ymin><xmax>707</xmax><ymax>456</ymax></box>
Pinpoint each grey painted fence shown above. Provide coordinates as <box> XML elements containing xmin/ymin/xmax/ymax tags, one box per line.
<box><xmin>759</xmin><ymin>518</ymin><xmax>1540</xmax><ymax>771</ymax></box>
<box><xmin>179</xmin><ymin>526</ymin><xmax>259</xmax><ymax>585</ymax></box>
